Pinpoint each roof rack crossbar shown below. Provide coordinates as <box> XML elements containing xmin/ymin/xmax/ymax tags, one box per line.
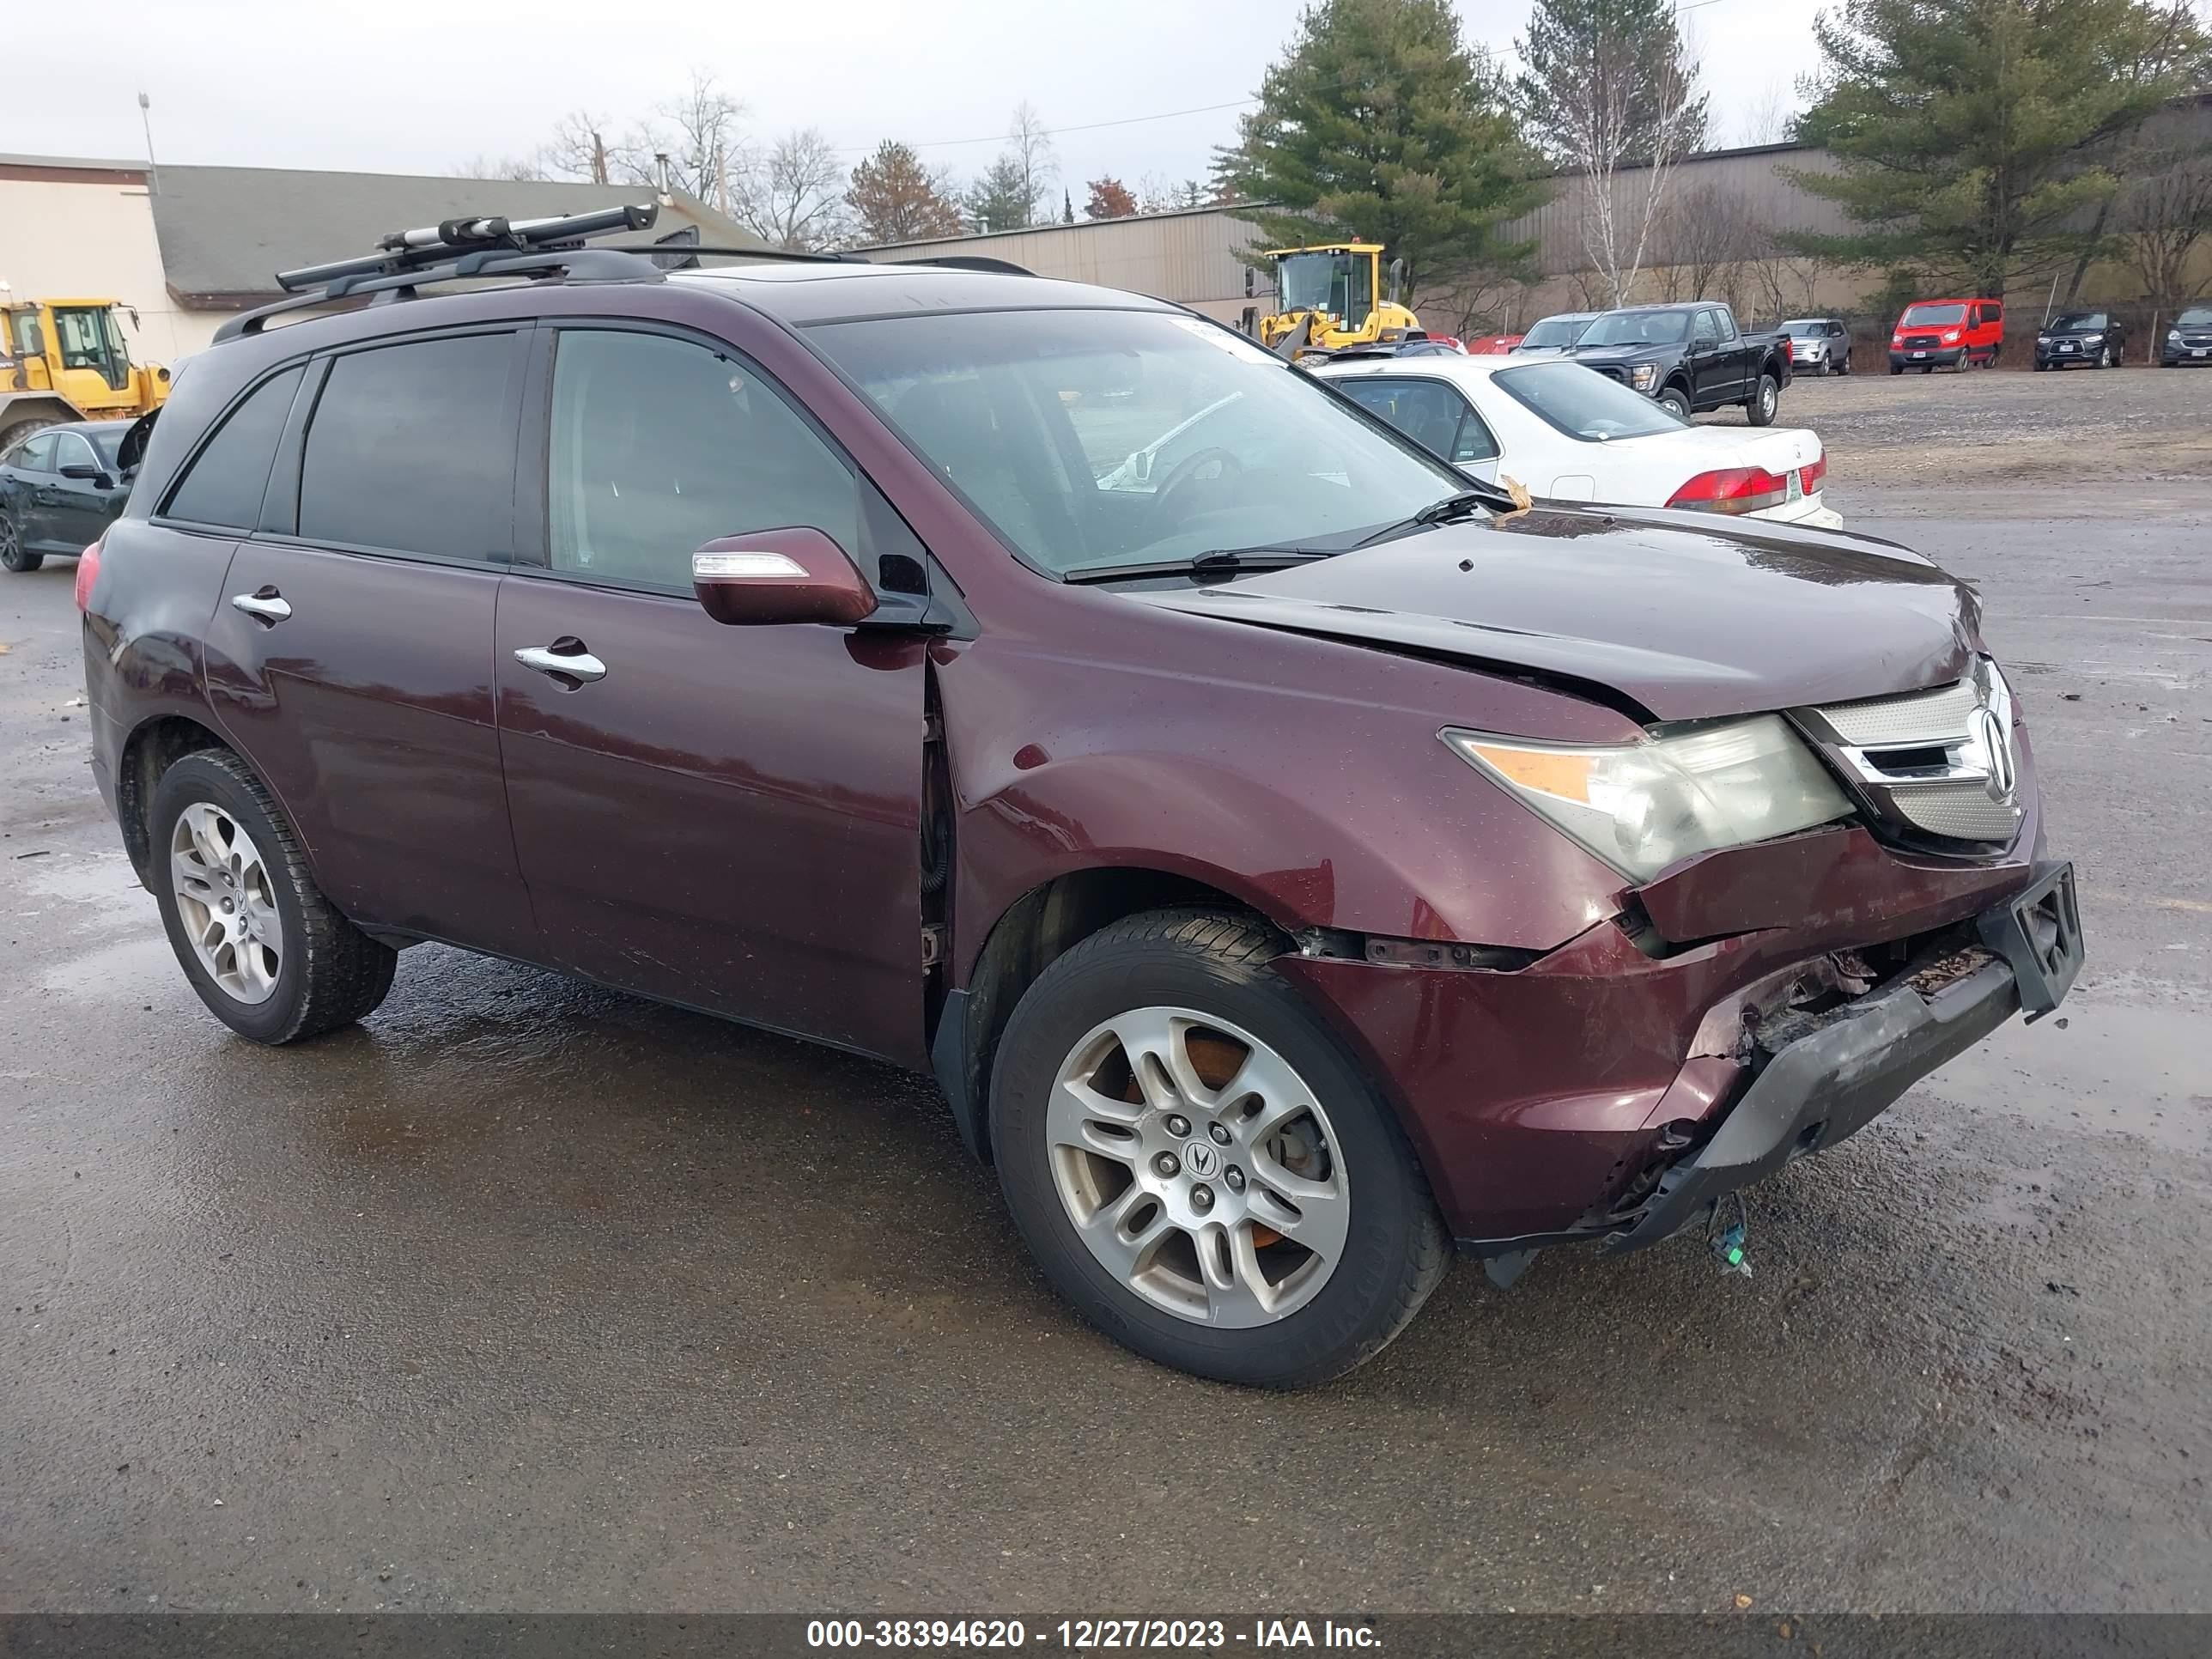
<box><xmin>275</xmin><ymin>202</ymin><xmax>659</xmax><ymax>293</ymax></box>
<box><xmin>644</xmin><ymin>241</ymin><xmax>867</xmax><ymax>268</ymax></box>
<box><xmin>212</xmin><ymin>244</ymin><xmax>664</xmax><ymax>344</ymax></box>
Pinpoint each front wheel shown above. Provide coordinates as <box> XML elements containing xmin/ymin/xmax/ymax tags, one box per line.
<box><xmin>149</xmin><ymin>749</ymin><xmax>396</xmax><ymax>1044</ymax></box>
<box><xmin>990</xmin><ymin>910</ymin><xmax>1450</xmax><ymax>1388</ymax></box>
<box><xmin>0</xmin><ymin>510</ymin><xmax>40</xmax><ymax>574</ymax></box>
<box><xmin>1747</xmin><ymin>372</ymin><xmax>1780</xmax><ymax>426</ymax></box>
<box><xmin>1656</xmin><ymin>386</ymin><xmax>1692</xmax><ymax>422</ymax></box>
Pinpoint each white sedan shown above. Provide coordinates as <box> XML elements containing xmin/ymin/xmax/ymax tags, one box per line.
<box><xmin>1315</xmin><ymin>352</ymin><xmax>1842</xmax><ymax>529</ymax></box>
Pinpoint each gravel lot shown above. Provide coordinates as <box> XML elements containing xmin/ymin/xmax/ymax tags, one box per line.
<box><xmin>2</xmin><ymin>368</ymin><xmax>2209</xmax><ymax>1620</ymax></box>
<box><xmin>1703</xmin><ymin>361</ymin><xmax>2212</xmax><ymax>489</ymax></box>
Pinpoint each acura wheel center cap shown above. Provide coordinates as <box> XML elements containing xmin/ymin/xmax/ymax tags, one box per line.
<box><xmin>1182</xmin><ymin>1139</ymin><xmax>1220</xmax><ymax>1180</ymax></box>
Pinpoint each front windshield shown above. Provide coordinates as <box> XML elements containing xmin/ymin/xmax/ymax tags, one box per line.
<box><xmin>1576</xmin><ymin>310</ymin><xmax>1689</xmax><ymax>346</ymax></box>
<box><xmin>2049</xmin><ymin>313</ymin><xmax>2107</xmax><ymax>331</ymax></box>
<box><xmin>807</xmin><ymin>308</ymin><xmax>1468</xmax><ymax>578</ymax></box>
<box><xmin>88</xmin><ymin>427</ymin><xmax>127</xmax><ymax>466</ymax></box>
<box><xmin>1519</xmin><ymin>315</ymin><xmax>1589</xmax><ymax>349</ymax></box>
<box><xmin>1275</xmin><ymin>252</ymin><xmax>1372</xmax><ymax>324</ymax></box>
<box><xmin>1781</xmin><ymin>320</ymin><xmax>1824</xmax><ymax>338</ymax></box>
<box><xmin>1901</xmin><ymin>303</ymin><xmax>1966</xmax><ymax>326</ymax></box>
<box><xmin>1492</xmin><ymin>362</ymin><xmax>1684</xmax><ymax>441</ymax></box>
<box><xmin>2178</xmin><ymin>307</ymin><xmax>2212</xmax><ymax>328</ymax></box>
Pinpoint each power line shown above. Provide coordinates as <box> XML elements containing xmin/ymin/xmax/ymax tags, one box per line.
<box><xmin>839</xmin><ymin>0</ymin><xmax>1757</xmax><ymax>159</ymax></box>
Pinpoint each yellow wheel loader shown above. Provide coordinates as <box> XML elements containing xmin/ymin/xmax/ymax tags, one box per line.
<box><xmin>0</xmin><ymin>295</ymin><xmax>172</xmax><ymax>453</ymax></box>
<box><xmin>1255</xmin><ymin>243</ymin><xmax>1424</xmax><ymax>356</ymax></box>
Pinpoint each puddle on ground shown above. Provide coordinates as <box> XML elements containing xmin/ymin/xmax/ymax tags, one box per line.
<box><xmin>38</xmin><ymin>935</ymin><xmax>176</xmax><ymax>999</ymax></box>
<box><xmin>11</xmin><ymin>848</ymin><xmax>151</xmax><ymax>933</ymax></box>
<box><xmin>1922</xmin><ymin>995</ymin><xmax>2210</xmax><ymax>1154</ymax></box>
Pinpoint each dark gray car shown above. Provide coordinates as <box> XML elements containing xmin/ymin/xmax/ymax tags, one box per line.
<box><xmin>2033</xmin><ymin>311</ymin><xmax>2124</xmax><ymax>370</ymax></box>
<box><xmin>0</xmin><ymin>419</ymin><xmax>135</xmax><ymax>573</ymax></box>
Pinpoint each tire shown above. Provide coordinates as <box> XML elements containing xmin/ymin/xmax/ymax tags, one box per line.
<box><xmin>1656</xmin><ymin>385</ymin><xmax>1692</xmax><ymax>422</ymax></box>
<box><xmin>1814</xmin><ymin>353</ymin><xmax>1831</xmax><ymax>377</ymax></box>
<box><xmin>1746</xmin><ymin>372</ymin><xmax>1780</xmax><ymax>426</ymax></box>
<box><xmin>0</xmin><ymin>509</ymin><xmax>40</xmax><ymax>574</ymax></box>
<box><xmin>1840</xmin><ymin>349</ymin><xmax>1852</xmax><ymax>374</ymax></box>
<box><xmin>149</xmin><ymin>749</ymin><xmax>396</xmax><ymax>1044</ymax></box>
<box><xmin>0</xmin><ymin>416</ymin><xmax>61</xmax><ymax>456</ymax></box>
<box><xmin>989</xmin><ymin>909</ymin><xmax>1450</xmax><ymax>1389</ymax></box>
<box><xmin>2034</xmin><ymin>358</ymin><xmax>2047</xmax><ymax>372</ymax></box>
<box><xmin>1891</xmin><ymin>364</ymin><xmax>1905</xmax><ymax>375</ymax></box>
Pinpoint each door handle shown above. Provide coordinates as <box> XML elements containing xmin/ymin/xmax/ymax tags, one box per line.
<box><xmin>514</xmin><ymin>641</ymin><xmax>607</xmax><ymax>684</ymax></box>
<box><xmin>231</xmin><ymin>589</ymin><xmax>291</xmax><ymax>623</ymax></box>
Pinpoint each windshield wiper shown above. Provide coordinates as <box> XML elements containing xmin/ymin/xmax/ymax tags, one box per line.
<box><xmin>1061</xmin><ymin>546</ymin><xmax>1334</xmax><ymax>586</ymax></box>
<box><xmin>1352</xmin><ymin>484</ymin><xmax>1515</xmax><ymax>548</ymax></box>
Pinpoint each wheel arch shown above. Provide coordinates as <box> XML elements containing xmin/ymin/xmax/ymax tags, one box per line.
<box><xmin>933</xmin><ymin>864</ymin><xmax>1293</xmax><ymax>1164</ymax></box>
<box><xmin>117</xmin><ymin>713</ymin><xmax>233</xmax><ymax>886</ymax></box>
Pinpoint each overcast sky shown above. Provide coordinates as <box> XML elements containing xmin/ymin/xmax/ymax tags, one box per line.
<box><xmin>10</xmin><ymin>0</ymin><xmax>1824</xmax><ymax>199</ymax></box>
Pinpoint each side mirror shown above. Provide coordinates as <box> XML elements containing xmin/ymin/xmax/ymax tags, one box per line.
<box><xmin>691</xmin><ymin>526</ymin><xmax>878</xmax><ymax>628</ymax></box>
<box><xmin>59</xmin><ymin>463</ymin><xmax>111</xmax><ymax>487</ymax></box>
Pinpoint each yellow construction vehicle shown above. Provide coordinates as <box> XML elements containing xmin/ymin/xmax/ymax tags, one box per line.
<box><xmin>0</xmin><ymin>295</ymin><xmax>172</xmax><ymax>452</ymax></box>
<box><xmin>1255</xmin><ymin>242</ymin><xmax>1424</xmax><ymax>355</ymax></box>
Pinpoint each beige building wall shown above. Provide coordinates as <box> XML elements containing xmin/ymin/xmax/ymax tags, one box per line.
<box><xmin>0</xmin><ymin>164</ymin><xmax>200</xmax><ymax>369</ymax></box>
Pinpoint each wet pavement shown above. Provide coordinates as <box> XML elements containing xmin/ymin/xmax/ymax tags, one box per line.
<box><xmin>3</xmin><ymin>479</ymin><xmax>2209</xmax><ymax>1614</ymax></box>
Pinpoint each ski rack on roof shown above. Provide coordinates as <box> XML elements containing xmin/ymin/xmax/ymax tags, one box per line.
<box><xmin>214</xmin><ymin>203</ymin><xmax>669</xmax><ymax>345</ymax></box>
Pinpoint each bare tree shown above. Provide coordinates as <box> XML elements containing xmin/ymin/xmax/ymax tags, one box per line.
<box><xmin>2122</xmin><ymin>145</ymin><xmax>2212</xmax><ymax>306</ymax></box>
<box><xmin>1737</xmin><ymin>80</ymin><xmax>1797</xmax><ymax>147</ymax></box>
<box><xmin>1519</xmin><ymin>5</ymin><xmax>1705</xmax><ymax>306</ymax></box>
<box><xmin>608</xmin><ymin>70</ymin><xmax>749</xmax><ymax>203</ymax></box>
<box><xmin>738</xmin><ymin>128</ymin><xmax>852</xmax><ymax>250</ymax></box>
<box><xmin>449</xmin><ymin>154</ymin><xmax>550</xmax><ymax>182</ymax></box>
<box><xmin>541</xmin><ymin>111</ymin><xmax>614</xmax><ymax>185</ymax></box>
<box><xmin>1006</xmin><ymin>101</ymin><xmax>1057</xmax><ymax>216</ymax></box>
<box><xmin>1656</xmin><ymin>182</ymin><xmax>1759</xmax><ymax>302</ymax></box>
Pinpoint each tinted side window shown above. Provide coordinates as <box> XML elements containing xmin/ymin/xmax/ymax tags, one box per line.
<box><xmin>1692</xmin><ymin>311</ymin><xmax>1720</xmax><ymax>343</ymax></box>
<box><xmin>299</xmin><ymin>334</ymin><xmax>518</xmax><ymax>559</ymax></box>
<box><xmin>10</xmin><ymin>432</ymin><xmax>58</xmax><ymax>472</ymax></box>
<box><xmin>164</xmin><ymin>366</ymin><xmax>303</xmax><ymax>529</ymax></box>
<box><xmin>54</xmin><ymin>432</ymin><xmax>99</xmax><ymax>472</ymax></box>
<box><xmin>546</xmin><ymin>329</ymin><xmax>862</xmax><ymax>589</ymax></box>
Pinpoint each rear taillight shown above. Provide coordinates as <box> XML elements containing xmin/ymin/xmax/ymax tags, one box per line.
<box><xmin>74</xmin><ymin>537</ymin><xmax>103</xmax><ymax>611</ymax></box>
<box><xmin>1800</xmin><ymin>453</ymin><xmax>1827</xmax><ymax>492</ymax></box>
<box><xmin>1666</xmin><ymin>466</ymin><xmax>1791</xmax><ymax>514</ymax></box>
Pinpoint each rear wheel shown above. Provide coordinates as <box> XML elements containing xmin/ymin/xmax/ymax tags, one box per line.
<box><xmin>149</xmin><ymin>750</ymin><xmax>396</xmax><ymax>1044</ymax></box>
<box><xmin>0</xmin><ymin>509</ymin><xmax>40</xmax><ymax>574</ymax></box>
<box><xmin>990</xmin><ymin>910</ymin><xmax>1449</xmax><ymax>1388</ymax></box>
<box><xmin>1747</xmin><ymin>372</ymin><xmax>1780</xmax><ymax>426</ymax></box>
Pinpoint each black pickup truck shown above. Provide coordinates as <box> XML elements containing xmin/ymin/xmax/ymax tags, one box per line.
<box><xmin>1561</xmin><ymin>301</ymin><xmax>1793</xmax><ymax>425</ymax></box>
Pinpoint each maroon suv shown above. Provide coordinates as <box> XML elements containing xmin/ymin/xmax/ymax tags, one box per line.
<box><xmin>78</xmin><ymin>213</ymin><xmax>2081</xmax><ymax>1386</ymax></box>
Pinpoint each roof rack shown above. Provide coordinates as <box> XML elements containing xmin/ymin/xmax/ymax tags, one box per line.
<box><xmin>215</xmin><ymin>202</ymin><xmax>669</xmax><ymax>345</ymax></box>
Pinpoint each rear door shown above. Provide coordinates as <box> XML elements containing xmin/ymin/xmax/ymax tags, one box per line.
<box><xmin>2</xmin><ymin>430</ymin><xmax>61</xmax><ymax>553</ymax></box>
<box><xmin>494</xmin><ymin>320</ymin><xmax>928</xmax><ymax>1063</ymax></box>
<box><xmin>1333</xmin><ymin>375</ymin><xmax>1502</xmax><ymax>480</ymax></box>
<box><xmin>198</xmin><ymin>330</ymin><xmax>539</xmax><ymax>957</ymax></box>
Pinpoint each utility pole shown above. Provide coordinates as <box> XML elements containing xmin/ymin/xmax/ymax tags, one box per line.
<box><xmin>137</xmin><ymin>91</ymin><xmax>160</xmax><ymax>195</ymax></box>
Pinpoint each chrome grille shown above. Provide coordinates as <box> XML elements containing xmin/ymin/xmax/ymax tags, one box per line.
<box><xmin>1818</xmin><ymin>678</ymin><xmax>1981</xmax><ymax>746</ymax></box>
<box><xmin>1796</xmin><ymin>665</ymin><xmax>2022</xmax><ymax>846</ymax></box>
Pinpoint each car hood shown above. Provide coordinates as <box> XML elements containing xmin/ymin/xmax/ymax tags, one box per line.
<box><xmin>1565</xmin><ymin>341</ymin><xmax>1676</xmax><ymax>362</ymax></box>
<box><xmin>1127</xmin><ymin>509</ymin><xmax>1978</xmax><ymax>723</ymax></box>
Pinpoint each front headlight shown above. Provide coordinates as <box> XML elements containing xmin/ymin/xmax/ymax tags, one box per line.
<box><xmin>1441</xmin><ymin>715</ymin><xmax>1853</xmax><ymax>884</ymax></box>
<box><xmin>1631</xmin><ymin>363</ymin><xmax>1657</xmax><ymax>389</ymax></box>
<box><xmin>2172</xmin><ymin>331</ymin><xmax>2185</xmax><ymax>343</ymax></box>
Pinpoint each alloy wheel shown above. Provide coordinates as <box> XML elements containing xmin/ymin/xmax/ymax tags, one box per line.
<box><xmin>170</xmin><ymin>802</ymin><xmax>283</xmax><ymax>1004</ymax></box>
<box><xmin>1047</xmin><ymin>1006</ymin><xmax>1349</xmax><ymax>1328</ymax></box>
<box><xmin>0</xmin><ymin>513</ymin><xmax>21</xmax><ymax>570</ymax></box>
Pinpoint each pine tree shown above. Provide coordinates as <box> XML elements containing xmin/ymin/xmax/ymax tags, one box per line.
<box><xmin>1786</xmin><ymin>0</ymin><xmax>2209</xmax><ymax>295</ymax></box>
<box><xmin>848</xmin><ymin>141</ymin><xmax>965</xmax><ymax>244</ymax></box>
<box><xmin>1213</xmin><ymin>0</ymin><xmax>1543</xmax><ymax>301</ymax></box>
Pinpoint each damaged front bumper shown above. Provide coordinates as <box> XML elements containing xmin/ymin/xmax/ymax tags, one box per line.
<box><xmin>1602</xmin><ymin>860</ymin><xmax>2082</xmax><ymax>1251</ymax></box>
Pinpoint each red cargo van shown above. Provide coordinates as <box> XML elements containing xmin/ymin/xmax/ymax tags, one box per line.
<box><xmin>1890</xmin><ymin>298</ymin><xmax>2003</xmax><ymax>372</ymax></box>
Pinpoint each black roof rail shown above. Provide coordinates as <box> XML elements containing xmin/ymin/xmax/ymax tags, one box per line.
<box><xmin>213</xmin><ymin>203</ymin><xmax>668</xmax><ymax>346</ymax></box>
<box><xmin>906</xmin><ymin>255</ymin><xmax>1036</xmax><ymax>276</ymax></box>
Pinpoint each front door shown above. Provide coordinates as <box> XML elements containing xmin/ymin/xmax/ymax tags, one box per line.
<box><xmin>1689</xmin><ymin>308</ymin><xmax>1733</xmax><ymax>404</ymax></box>
<box><xmin>45</xmin><ymin>429</ymin><xmax>125</xmax><ymax>550</ymax></box>
<box><xmin>198</xmin><ymin>333</ymin><xmax>539</xmax><ymax>957</ymax></box>
<box><xmin>495</xmin><ymin>323</ymin><xmax>927</xmax><ymax>1064</ymax></box>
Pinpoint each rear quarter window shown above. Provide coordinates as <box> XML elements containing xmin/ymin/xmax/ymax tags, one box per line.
<box><xmin>162</xmin><ymin>367</ymin><xmax>305</xmax><ymax>530</ymax></box>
